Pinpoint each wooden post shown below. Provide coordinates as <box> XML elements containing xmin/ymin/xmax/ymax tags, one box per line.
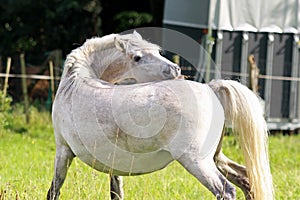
<box><xmin>49</xmin><ymin>60</ymin><xmax>55</xmax><ymax>103</ymax></box>
<box><xmin>53</xmin><ymin>49</ymin><xmax>62</xmax><ymax>89</ymax></box>
<box><xmin>20</xmin><ymin>53</ymin><xmax>30</xmax><ymax>123</ymax></box>
<box><xmin>0</xmin><ymin>56</ymin><xmax>3</xmax><ymax>83</ymax></box>
<box><xmin>248</xmin><ymin>54</ymin><xmax>259</xmax><ymax>95</ymax></box>
<box><xmin>172</xmin><ymin>55</ymin><xmax>180</xmax><ymax>65</ymax></box>
<box><xmin>2</xmin><ymin>57</ymin><xmax>11</xmax><ymax>110</ymax></box>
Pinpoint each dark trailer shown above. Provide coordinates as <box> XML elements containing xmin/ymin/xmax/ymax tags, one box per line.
<box><xmin>163</xmin><ymin>0</ymin><xmax>300</xmax><ymax>132</ymax></box>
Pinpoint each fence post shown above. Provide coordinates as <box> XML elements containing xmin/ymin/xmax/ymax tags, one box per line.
<box><xmin>20</xmin><ymin>53</ymin><xmax>30</xmax><ymax>124</ymax></box>
<box><xmin>53</xmin><ymin>49</ymin><xmax>62</xmax><ymax>89</ymax></box>
<box><xmin>0</xmin><ymin>56</ymin><xmax>2</xmax><ymax>85</ymax></box>
<box><xmin>49</xmin><ymin>60</ymin><xmax>55</xmax><ymax>103</ymax></box>
<box><xmin>248</xmin><ymin>54</ymin><xmax>259</xmax><ymax>95</ymax></box>
<box><xmin>2</xmin><ymin>57</ymin><xmax>11</xmax><ymax>110</ymax></box>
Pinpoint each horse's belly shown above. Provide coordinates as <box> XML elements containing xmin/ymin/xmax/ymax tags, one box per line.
<box><xmin>62</xmin><ymin>81</ymin><xmax>185</xmax><ymax>175</ymax></box>
<box><xmin>76</xmin><ymin>147</ymin><xmax>174</xmax><ymax>176</ymax></box>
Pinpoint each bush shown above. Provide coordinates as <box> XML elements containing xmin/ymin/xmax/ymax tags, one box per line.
<box><xmin>0</xmin><ymin>91</ymin><xmax>13</xmax><ymax>130</ymax></box>
<box><xmin>0</xmin><ymin>90</ymin><xmax>12</xmax><ymax>111</ymax></box>
<box><xmin>0</xmin><ymin>92</ymin><xmax>30</xmax><ymax>134</ymax></box>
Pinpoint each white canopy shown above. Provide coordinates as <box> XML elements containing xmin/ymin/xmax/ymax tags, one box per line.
<box><xmin>163</xmin><ymin>0</ymin><xmax>300</xmax><ymax>33</ymax></box>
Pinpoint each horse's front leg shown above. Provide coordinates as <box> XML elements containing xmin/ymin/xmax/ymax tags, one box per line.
<box><xmin>47</xmin><ymin>144</ymin><xmax>75</xmax><ymax>200</ymax></box>
<box><xmin>110</xmin><ymin>175</ymin><xmax>124</xmax><ymax>200</ymax></box>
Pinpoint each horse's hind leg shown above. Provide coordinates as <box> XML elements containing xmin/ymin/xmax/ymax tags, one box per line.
<box><xmin>177</xmin><ymin>151</ymin><xmax>236</xmax><ymax>199</ymax></box>
<box><xmin>47</xmin><ymin>144</ymin><xmax>75</xmax><ymax>200</ymax></box>
<box><xmin>215</xmin><ymin>151</ymin><xmax>252</xmax><ymax>199</ymax></box>
<box><xmin>110</xmin><ymin>175</ymin><xmax>124</xmax><ymax>200</ymax></box>
<box><xmin>214</xmin><ymin>129</ymin><xmax>252</xmax><ymax>199</ymax></box>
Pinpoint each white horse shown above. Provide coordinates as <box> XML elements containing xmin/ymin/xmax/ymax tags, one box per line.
<box><xmin>47</xmin><ymin>32</ymin><xmax>274</xmax><ymax>200</ymax></box>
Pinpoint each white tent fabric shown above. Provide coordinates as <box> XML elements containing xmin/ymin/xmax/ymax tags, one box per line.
<box><xmin>163</xmin><ymin>0</ymin><xmax>300</xmax><ymax>33</ymax></box>
<box><xmin>210</xmin><ymin>0</ymin><xmax>300</xmax><ymax>33</ymax></box>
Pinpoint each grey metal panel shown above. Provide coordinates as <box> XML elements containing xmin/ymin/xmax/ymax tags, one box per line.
<box><xmin>269</xmin><ymin>34</ymin><xmax>293</xmax><ymax>118</ymax></box>
<box><xmin>240</xmin><ymin>32</ymin><xmax>249</xmax><ymax>84</ymax></box>
<box><xmin>297</xmin><ymin>36</ymin><xmax>300</xmax><ymax>119</ymax></box>
<box><xmin>219</xmin><ymin>31</ymin><xmax>242</xmax><ymax>80</ymax></box>
<box><xmin>214</xmin><ymin>30</ymin><xmax>223</xmax><ymax>79</ymax></box>
<box><xmin>289</xmin><ymin>35</ymin><xmax>299</xmax><ymax>119</ymax></box>
<box><xmin>264</xmin><ymin>33</ymin><xmax>275</xmax><ymax>118</ymax></box>
<box><xmin>248</xmin><ymin>33</ymin><xmax>267</xmax><ymax>98</ymax></box>
<box><xmin>163</xmin><ymin>0</ymin><xmax>209</xmax><ymax>28</ymax></box>
<box><xmin>163</xmin><ymin>24</ymin><xmax>204</xmax><ymax>44</ymax></box>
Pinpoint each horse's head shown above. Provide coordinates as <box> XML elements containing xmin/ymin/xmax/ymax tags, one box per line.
<box><xmin>101</xmin><ymin>31</ymin><xmax>181</xmax><ymax>84</ymax></box>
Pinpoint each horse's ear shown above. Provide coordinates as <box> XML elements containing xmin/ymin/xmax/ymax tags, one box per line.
<box><xmin>132</xmin><ymin>30</ymin><xmax>142</xmax><ymax>40</ymax></box>
<box><xmin>114</xmin><ymin>37</ymin><xmax>126</xmax><ymax>52</ymax></box>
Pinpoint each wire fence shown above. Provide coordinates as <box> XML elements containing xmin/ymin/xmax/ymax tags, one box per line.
<box><xmin>0</xmin><ymin>73</ymin><xmax>61</xmax><ymax>80</ymax></box>
<box><xmin>2</xmin><ymin>67</ymin><xmax>300</xmax><ymax>82</ymax></box>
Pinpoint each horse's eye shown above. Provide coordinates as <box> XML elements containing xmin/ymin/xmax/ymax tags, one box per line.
<box><xmin>133</xmin><ymin>55</ymin><xmax>141</xmax><ymax>62</ymax></box>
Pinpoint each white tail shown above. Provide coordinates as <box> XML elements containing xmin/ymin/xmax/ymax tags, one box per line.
<box><xmin>208</xmin><ymin>80</ymin><xmax>274</xmax><ymax>200</ymax></box>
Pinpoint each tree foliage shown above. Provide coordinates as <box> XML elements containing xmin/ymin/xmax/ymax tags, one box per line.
<box><xmin>113</xmin><ymin>11</ymin><xmax>153</xmax><ymax>33</ymax></box>
<box><xmin>0</xmin><ymin>0</ymin><xmax>162</xmax><ymax>65</ymax></box>
<box><xmin>0</xmin><ymin>0</ymin><xmax>101</xmax><ymax>62</ymax></box>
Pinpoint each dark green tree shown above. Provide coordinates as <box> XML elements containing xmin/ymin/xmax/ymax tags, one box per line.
<box><xmin>100</xmin><ymin>0</ymin><xmax>164</xmax><ymax>34</ymax></box>
<box><xmin>0</xmin><ymin>0</ymin><xmax>101</xmax><ymax>62</ymax></box>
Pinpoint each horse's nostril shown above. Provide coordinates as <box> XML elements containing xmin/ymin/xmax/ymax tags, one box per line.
<box><xmin>163</xmin><ymin>65</ymin><xmax>181</xmax><ymax>77</ymax></box>
<box><xmin>174</xmin><ymin>65</ymin><xmax>181</xmax><ymax>76</ymax></box>
<box><xmin>163</xmin><ymin>68</ymin><xmax>171</xmax><ymax>75</ymax></box>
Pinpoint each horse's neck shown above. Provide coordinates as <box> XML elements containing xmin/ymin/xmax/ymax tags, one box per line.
<box><xmin>64</xmin><ymin>46</ymin><xmax>121</xmax><ymax>80</ymax></box>
<box><xmin>90</xmin><ymin>48</ymin><xmax>121</xmax><ymax>78</ymax></box>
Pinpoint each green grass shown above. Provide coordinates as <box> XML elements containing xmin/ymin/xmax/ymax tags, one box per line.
<box><xmin>0</xmin><ymin>107</ymin><xmax>299</xmax><ymax>199</ymax></box>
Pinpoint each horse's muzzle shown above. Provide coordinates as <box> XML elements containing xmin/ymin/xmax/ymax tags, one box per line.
<box><xmin>163</xmin><ymin>64</ymin><xmax>181</xmax><ymax>79</ymax></box>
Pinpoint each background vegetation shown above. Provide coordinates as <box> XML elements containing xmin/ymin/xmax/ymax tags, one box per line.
<box><xmin>0</xmin><ymin>0</ymin><xmax>163</xmax><ymax>63</ymax></box>
<box><xmin>0</xmin><ymin>0</ymin><xmax>165</xmax><ymax>104</ymax></box>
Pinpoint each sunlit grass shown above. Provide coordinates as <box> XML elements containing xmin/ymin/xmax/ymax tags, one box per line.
<box><xmin>0</xmin><ymin>107</ymin><xmax>299</xmax><ymax>199</ymax></box>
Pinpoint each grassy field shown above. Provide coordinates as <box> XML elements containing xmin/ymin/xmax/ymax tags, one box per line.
<box><xmin>0</xmin><ymin>106</ymin><xmax>299</xmax><ymax>199</ymax></box>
